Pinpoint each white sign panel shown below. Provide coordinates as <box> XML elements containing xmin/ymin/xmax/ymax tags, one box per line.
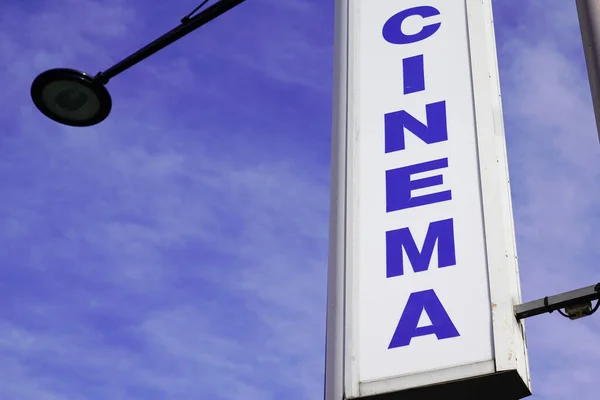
<box><xmin>325</xmin><ymin>0</ymin><xmax>531</xmax><ymax>398</ymax></box>
<box><xmin>357</xmin><ymin>0</ymin><xmax>492</xmax><ymax>381</ymax></box>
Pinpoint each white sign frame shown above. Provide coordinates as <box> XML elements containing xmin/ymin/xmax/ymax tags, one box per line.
<box><xmin>325</xmin><ymin>0</ymin><xmax>531</xmax><ymax>398</ymax></box>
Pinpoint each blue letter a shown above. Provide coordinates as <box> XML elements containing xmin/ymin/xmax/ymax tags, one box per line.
<box><xmin>385</xmin><ymin>101</ymin><xmax>448</xmax><ymax>153</ymax></box>
<box><xmin>389</xmin><ymin>289</ymin><xmax>459</xmax><ymax>349</ymax></box>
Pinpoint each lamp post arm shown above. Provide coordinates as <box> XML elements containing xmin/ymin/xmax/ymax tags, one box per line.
<box><xmin>95</xmin><ymin>0</ymin><xmax>248</xmax><ymax>84</ymax></box>
<box><xmin>515</xmin><ymin>283</ymin><xmax>600</xmax><ymax>320</ymax></box>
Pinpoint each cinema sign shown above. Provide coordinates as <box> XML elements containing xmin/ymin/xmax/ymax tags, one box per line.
<box><xmin>325</xmin><ymin>1</ymin><xmax>531</xmax><ymax>398</ymax></box>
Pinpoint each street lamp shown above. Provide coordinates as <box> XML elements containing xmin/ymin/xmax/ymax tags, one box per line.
<box><xmin>30</xmin><ymin>0</ymin><xmax>248</xmax><ymax>127</ymax></box>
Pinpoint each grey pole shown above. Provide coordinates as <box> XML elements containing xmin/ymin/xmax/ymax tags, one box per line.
<box><xmin>576</xmin><ymin>0</ymin><xmax>600</xmax><ymax>143</ymax></box>
<box><xmin>324</xmin><ymin>0</ymin><xmax>348</xmax><ymax>399</ymax></box>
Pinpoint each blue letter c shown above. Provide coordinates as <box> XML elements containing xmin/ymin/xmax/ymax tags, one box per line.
<box><xmin>383</xmin><ymin>6</ymin><xmax>441</xmax><ymax>45</ymax></box>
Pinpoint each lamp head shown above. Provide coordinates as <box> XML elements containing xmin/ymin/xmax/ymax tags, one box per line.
<box><xmin>30</xmin><ymin>68</ymin><xmax>112</xmax><ymax>127</ymax></box>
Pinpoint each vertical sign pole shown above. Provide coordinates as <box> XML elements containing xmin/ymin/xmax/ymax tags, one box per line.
<box><xmin>576</xmin><ymin>0</ymin><xmax>600</xmax><ymax>143</ymax></box>
<box><xmin>325</xmin><ymin>0</ymin><xmax>349</xmax><ymax>399</ymax></box>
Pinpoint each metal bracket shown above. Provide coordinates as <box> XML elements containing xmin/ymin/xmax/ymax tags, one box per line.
<box><xmin>515</xmin><ymin>283</ymin><xmax>600</xmax><ymax>320</ymax></box>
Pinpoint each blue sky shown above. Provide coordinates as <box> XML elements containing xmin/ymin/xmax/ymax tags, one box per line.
<box><xmin>0</xmin><ymin>0</ymin><xmax>598</xmax><ymax>399</ymax></box>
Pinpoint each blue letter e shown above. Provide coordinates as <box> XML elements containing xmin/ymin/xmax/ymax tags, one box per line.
<box><xmin>389</xmin><ymin>289</ymin><xmax>459</xmax><ymax>349</ymax></box>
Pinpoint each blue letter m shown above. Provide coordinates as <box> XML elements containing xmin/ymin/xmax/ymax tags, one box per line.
<box><xmin>386</xmin><ymin>218</ymin><xmax>456</xmax><ymax>278</ymax></box>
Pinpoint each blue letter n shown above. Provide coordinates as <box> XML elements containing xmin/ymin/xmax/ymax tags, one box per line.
<box><xmin>386</xmin><ymin>218</ymin><xmax>456</xmax><ymax>278</ymax></box>
<box><xmin>389</xmin><ymin>289</ymin><xmax>460</xmax><ymax>349</ymax></box>
<box><xmin>385</xmin><ymin>101</ymin><xmax>448</xmax><ymax>153</ymax></box>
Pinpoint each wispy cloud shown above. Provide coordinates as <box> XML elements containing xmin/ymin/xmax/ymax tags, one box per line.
<box><xmin>495</xmin><ymin>1</ymin><xmax>600</xmax><ymax>399</ymax></box>
<box><xmin>1</xmin><ymin>1</ymin><xmax>330</xmax><ymax>399</ymax></box>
